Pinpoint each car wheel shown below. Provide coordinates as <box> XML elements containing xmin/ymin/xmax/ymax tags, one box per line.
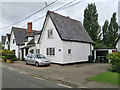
<box><xmin>35</xmin><ymin>62</ymin><xmax>39</xmax><ymax>67</ymax></box>
<box><xmin>47</xmin><ymin>64</ymin><xmax>50</xmax><ymax>66</ymax></box>
<box><xmin>26</xmin><ymin>61</ymin><xmax>28</xmax><ymax>65</ymax></box>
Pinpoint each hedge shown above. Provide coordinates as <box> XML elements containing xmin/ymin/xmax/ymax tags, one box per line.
<box><xmin>107</xmin><ymin>52</ymin><xmax>120</xmax><ymax>73</ymax></box>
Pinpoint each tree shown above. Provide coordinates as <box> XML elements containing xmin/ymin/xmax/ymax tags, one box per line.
<box><xmin>83</xmin><ymin>3</ymin><xmax>99</xmax><ymax>42</ymax></box>
<box><xmin>102</xmin><ymin>20</ymin><xmax>109</xmax><ymax>46</ymax></box>
<box><xmin>108</xmin><ymin>12</ymin><xmax>118</xmax><ymax>47</ymax></box>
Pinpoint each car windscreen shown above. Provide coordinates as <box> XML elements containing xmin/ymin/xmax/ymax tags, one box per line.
<box><xmin>36</xmin><ymin>54</ymin><xmax>45</xmax><ymax>58</ymax></box>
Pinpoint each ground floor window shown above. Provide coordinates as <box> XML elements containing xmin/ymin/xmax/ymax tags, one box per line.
<box><xmin>46</xmin><ymin>48</ymin><xmax>55</xmax><ymax>55</ymax></box>
<box><xmin>36</xmin><ymin>49</ymin><xmax>40</xmax><ymax>54</ymax></box>
<box><xmin>68</xmin><ymin>49</ymin><xmax>71</xmax><ymax>54</ymax></box>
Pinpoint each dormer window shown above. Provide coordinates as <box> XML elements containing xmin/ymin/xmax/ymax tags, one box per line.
<box><xmin>48</xmin><ymin>29</ymin><xmax>53</xmax><ymax>38</ymax></box>
<box><xmin>13</xmin><ymin>39</ymin><xmax>15</xmax><ymax>44</ymax></box>
<box><xmin>25</xmin><ymin>38</ymin><xmax>28</xmax><ymax>42</ymax></box>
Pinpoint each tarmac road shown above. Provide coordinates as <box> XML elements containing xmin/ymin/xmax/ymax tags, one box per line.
<box><xmin>2</xmin><ymin>66</ymin><xmax>65</xmax><ymax>88</ymax></box>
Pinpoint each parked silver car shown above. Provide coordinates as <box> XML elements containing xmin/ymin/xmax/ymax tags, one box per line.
<box><xmin>25</xmin><ymin>54</ymin><xmax>51</xmax><ymax>67</ymax></box>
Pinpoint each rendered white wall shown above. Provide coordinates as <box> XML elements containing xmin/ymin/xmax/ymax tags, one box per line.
<box><xmin>63</xmin><ymin>41</ymin><xmax>91</xmax><ymax>64</ymax></box>
<box><xmin>39</xmin><ymin>15</ymin><xmax>63</xmax><ymax>63</ymax></box>
<box><xmin>116</xmin><ymin>39</ymin><xmax>120</xmax><ymax>51</ymax></box>
<box><xmin>4</xmin><ymin>36</ymin><xmax>9</xmax><ymax>50</ymax></box>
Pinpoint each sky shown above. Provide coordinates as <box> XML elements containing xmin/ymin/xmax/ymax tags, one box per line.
<box><xmin>0</xmin><ymin>0</ymin><xmax>119</xmax><ymax>41</ymax></box>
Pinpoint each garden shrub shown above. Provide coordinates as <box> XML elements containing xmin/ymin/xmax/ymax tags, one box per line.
<box><xmin>1</xmin><ymin>56</ymin><xmax>6</xmax><ymax>59</ymax></box>
<box><xmin>11</xmin><ymin>56</ymin><xmax>18</xmax><ymax>61</ymax></box>
<box><xmin>107</xmin><ymin>52</ymin><xmax>120</xmax><ymax>73</ymax></box>
<box><xmin>0</xmin><ymin>50</ymin><xmax>16</xmax><ymax>59</ymax></box>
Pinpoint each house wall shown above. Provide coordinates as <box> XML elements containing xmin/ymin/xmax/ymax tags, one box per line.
<box><xmin>4</xmin><ymin>36</ymin><xmax>9</xmax><ymax>50</ymax></box>
<box><xmin>39</xmin><ymin>15</ymin><xmax>64</xmax><ymax>63</ymax></box>
<box><xmin>63</xmin><ymin>41</ymin><xmax>91</xmax><ymax>64</ymax></box>
<box><xmin>10</xmin><ymin>31</ymin><xmax>19</xmax><ymax>58</ymax></box>
<box><xmin>116</xmin><ymin>39</ymin><xmax>120</xmax><ymax>51</ymax></box>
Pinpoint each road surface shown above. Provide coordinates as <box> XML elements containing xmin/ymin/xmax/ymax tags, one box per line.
<box><xmin>2</xmin><ymin>66</ymin><xmax>66</xmax><ymax>88</ymax></box>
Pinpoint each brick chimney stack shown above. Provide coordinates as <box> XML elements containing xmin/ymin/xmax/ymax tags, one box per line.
<box><xmin>27</xmin><ymin>22</ymin><xmax>32</xmax><ymax>36</ymax></box>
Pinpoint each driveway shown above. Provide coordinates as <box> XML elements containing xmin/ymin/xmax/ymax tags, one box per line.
<box><xmin>2</xmin><ymin>61</ymin><xmax>119</xmax><ymax>88</ymax></box>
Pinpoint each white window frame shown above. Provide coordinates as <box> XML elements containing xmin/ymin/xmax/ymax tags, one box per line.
<box><xmin>46</xmin><ymin>48</ymin><xmax>55</xmax><ymax>56</ymax></box>
<box><xmin>68</xmin><ymin>49</ymin><xmax>71</xmax><ymax>54</ymax></box>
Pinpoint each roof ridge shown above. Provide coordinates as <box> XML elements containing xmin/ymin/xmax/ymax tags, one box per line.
<box><xmin>12</xmin><ymin>26</ymin><xmax>27</xmax><ymax>31</ymax></box>
<box><xmin>48</xmin><ymin>11</ymin><xmax>82</xmax><ymax>24</ymax></box>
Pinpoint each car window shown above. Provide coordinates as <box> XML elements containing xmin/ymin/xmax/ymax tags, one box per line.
<box><xmin>28</xmin><ymin>54</ymin><xmax>32</xmax><ymax>58</ymax></box>
<box><xmin>36</xmin><ymin>54</ymin><xmax>45</xmax><ymax>58</ymax></box>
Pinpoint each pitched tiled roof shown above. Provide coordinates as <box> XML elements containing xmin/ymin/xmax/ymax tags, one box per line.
<box><xmin>12</xmin><ymin>27</ymin><xmax>39</xmax><ymax>45</ymax></box>
<box><xmin>47</xmin><ymin>11</ymin><xmax>93</xmax><ymax>43</ymax></box>
<box><xmin>1</xmin><ymin>36</ymin><xmax>6</xmax><ymax>45</ymax></box>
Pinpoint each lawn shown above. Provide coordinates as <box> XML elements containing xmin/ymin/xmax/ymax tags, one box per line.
<box><xmin>88</xmin><ymin>71</ymin><xmax>120</xmax><ymax>85</ymax></box>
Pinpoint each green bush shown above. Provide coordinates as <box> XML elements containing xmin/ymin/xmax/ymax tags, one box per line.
<box><xmin>107</xmin><ymin>52</ymin><xmax>120</xmax><ymax>73</ymax></box>
<box><xmin>0</xmin><ymin>50</ymin><xmax>15</xmax><ymax>59</ymax></box>
<box><xmin>1</xmin><ymin>56</ymin><xmax>6</xmax><ymax>59</ymax></box>
<box><xmin>11</xmin><ymin>57</ymin><xmax>18</xmax><ymax>61</ymax></box>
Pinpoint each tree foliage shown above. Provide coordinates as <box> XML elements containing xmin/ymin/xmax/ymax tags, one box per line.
<box><xmin>108</xmin><ymin>12</ymin><xmax>118</xmax><ymax>46</ymax></box>
<box><xmin>102</xmin><ymin>12</ymin><xmax>118</xmax><ymax>48</ymax></box>
<box><xmin>102</xmin><ymin>20</ymin><xmax>109</xmax><ymax>46</ymax></box>
<box><xmin>83</xmin><ymin>3</ymin><xmax>99</xmax><ymax>42</ymax></box>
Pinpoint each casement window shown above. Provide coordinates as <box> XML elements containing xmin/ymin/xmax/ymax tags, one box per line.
<box><xmin>13</xmin><ymin>39</ymin><xmax>15</xmax><ymax>44</ymax></box>
<box><xmin>36</xmin><ymin>49</ymin><xmax>40</xmax><ymax>54</ymax></box>
<box><xmin>46</xmin><ymin>48</ymin><xmax>55</xmax><ymax>55</ymax></box>
<box><xmin>25</xmin><ymin>38</ymin><xmax>28</xmax><ymax>42</ymax></box>
<box><xmin>48</xmin><ymin>29</ymin><xmax>53</xmax><ymax>38</ymax></box>
<box><xmin>36</xmin><ymin>49</ymin><xmax>37</xmax><ymax>53</ymax></box>
<box><xmin>68</xmin><ymin>49</ymin><xmax>71</xmax><ymax>54</ymax></box>
<box><xmin>38</xmin><ymin>49</ymin><xmax>40</xmax><ymax>54</ymax></box>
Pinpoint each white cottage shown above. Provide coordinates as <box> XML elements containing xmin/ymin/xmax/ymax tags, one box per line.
<box><xmin>9</xmin><ymin>27</ymin><xmax>28</xmax><ymax>58</ymax></box>
<box><xmin>19</xmin><ymin>22</ymin><xmax>41</xmax><ymax>60</ymax></box>
<box><xmin>37</xmin><ymin>11</ymin><xmax>93</xmax><ymax>64</ymax></box>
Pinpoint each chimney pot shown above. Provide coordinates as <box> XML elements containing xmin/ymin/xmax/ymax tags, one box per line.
<box><xmin>27</xmin><ymin>22</ymin><xmax>32</xmax><ymax>36</ymax></box>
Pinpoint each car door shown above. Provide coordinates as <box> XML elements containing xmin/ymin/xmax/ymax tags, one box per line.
<box><xmin>31</xmin><ymin>55</ymin><xmax>36</xmax><ymax>64</ymax></box>
<box><xmin>29</xmin><ymin>54</ymin><xmax>35</xmax><ymax>64</ymax></box>
<box><xmin>28</xmin><ymin>54</ymin><xmax>32</xmax><ymax>64</ymax></box>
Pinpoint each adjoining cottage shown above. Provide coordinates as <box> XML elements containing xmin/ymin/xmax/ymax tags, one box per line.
<box><xmin>9</xmin><ymin>26</ymin><xmax>39</xmax><ymax>59</ymax></box>
<box><xmin>36</xmin><ymin>11</ymin><xmax>93</xmax><ymax>64</ymax></box>
<box><xmin>20</xmin><ymin>22</ymin><xmax>41</xmax><ymax>60</ymax></box>
<box><xmin>4</xmin><ymin>34</ymin><xmax>11</xmax><ymax>50</ymax></box>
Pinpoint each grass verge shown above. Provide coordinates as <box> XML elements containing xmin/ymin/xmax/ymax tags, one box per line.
<box><xmin>88</xmin><ymin>71</ymin><xmax>120</xmax><ymax>85</ymax></box>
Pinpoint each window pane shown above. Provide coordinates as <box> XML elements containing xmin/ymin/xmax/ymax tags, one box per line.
<box><xmin>36</xmin><ymin>49</ymin><xmax>37</xmax><ymax>53</ymax></box>
<box><xmin>38</xmin><ymin>49</ymin><xmax>40</xmax><ymax>54</ymax></box>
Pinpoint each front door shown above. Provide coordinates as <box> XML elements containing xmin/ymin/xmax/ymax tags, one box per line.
<box><xmin>25</xmin><ymin>48</ymin><xmax>28</xmax><ymax>56</ymax></box>
<box><xmin>21</xmin><ymin>49</ymin><xmax>24</xmax><ymax>60</ymax></box>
